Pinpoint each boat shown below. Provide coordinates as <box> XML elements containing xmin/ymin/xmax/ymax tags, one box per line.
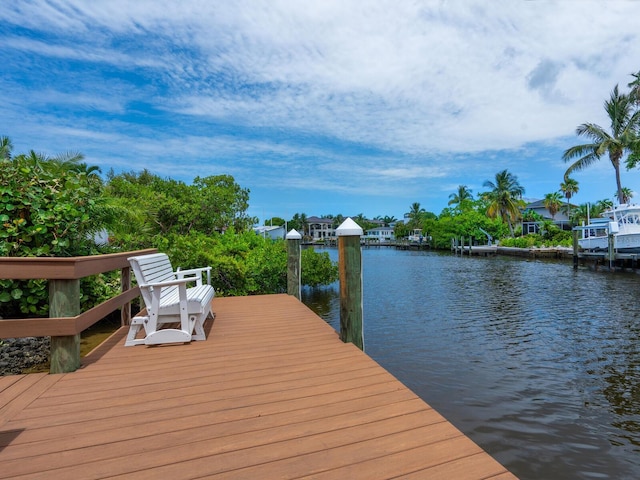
<box><xmin>578</xmin><ymin>203</ymin><xmax>640</xmax><ymax>252</ymax></box>
<box><xmin>407</xmin><ymin>228</ymin><xmax>424</xmax><ymax>243</ymax></box>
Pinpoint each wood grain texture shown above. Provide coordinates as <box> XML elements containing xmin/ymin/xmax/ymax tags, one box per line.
<box><xmin>0</xmin><ymin>294</ymin><xmax>517</xmax><ymax>479</ymax></box>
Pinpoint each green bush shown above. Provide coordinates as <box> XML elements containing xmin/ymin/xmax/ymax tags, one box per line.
<box><xmin>500</xmin><ymin>232</ymin><xmax>572</xmax><ymax>248</ymax></box>
<box><xmin>153</xmin><ymin>230</ymin><xmax>337</xmax><ymax>296</ymax></box>
<box><xmin>500</xmin><ymin>235</ymin><xmax>541</xmax><ymax>248</ymax></box>
<box><xmin>0</xmin><ymin>153</ymin><xmax>108</xmax><ymax>318</ymax></box>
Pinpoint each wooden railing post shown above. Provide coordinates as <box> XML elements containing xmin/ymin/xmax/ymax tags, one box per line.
<box><xmin>121</xmin><ymin>266</ymin><xmax>131</xmax><ymax>326</ymax></box>
<box><xmin>49</xmin><ymin>279</ymin><xmax>81</xmax><ymax>374</ymax></box>
<box><xmin>286</xmin><ymin>229</ymin><xmax>302</xmax><ymax>300</ymax></box>
<box><xmin>336</xmin><ymin>218</ymin><xmax>364</xmax><ymax>351</ymax></box>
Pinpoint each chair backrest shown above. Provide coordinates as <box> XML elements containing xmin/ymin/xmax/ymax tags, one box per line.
<box><xmin>128</xmin><ymin>253</ymin><xmax>176</xmax><ymax>308</ymax></box>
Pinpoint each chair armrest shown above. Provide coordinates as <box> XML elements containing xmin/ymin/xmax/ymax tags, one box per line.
<box><xmin>139</xmin><ymin>277</ymin><xmax>195</xmax><ymax>288</ymax></box>
<box><xmin>175</xmin><ymin>266</ymin><xmax>212</xmax><ymax>285</ymax></box>
<box><xmin>175</xmin><ymin>266</ymin><xmax>211</xmax><ymax>276</ymax></box>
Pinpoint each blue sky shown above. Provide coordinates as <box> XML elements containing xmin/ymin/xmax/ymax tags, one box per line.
<box><xmin>2</xmin><ymin>1</ymin><xmax>640</xmax><ymax>224</ymax></box>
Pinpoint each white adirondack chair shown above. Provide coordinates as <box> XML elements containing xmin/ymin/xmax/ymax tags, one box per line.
<box><xmin>125</xmin><ymin>253</ymin><xmax>215</xmax><ymax>346</ymax></box>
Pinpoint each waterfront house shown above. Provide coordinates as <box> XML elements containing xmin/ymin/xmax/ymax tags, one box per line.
<box><xmin>307</xmin><ymin>216</ymin><xmax>335</xmax><ymax>241</ymax></box>
<box><xmin>253</xmin><ymin>225</ymin><xmax>286</xmax><ymax>240</ymax></box>
<box><xmin>365</xmin><ymin>226</ymin><xmax>395</xmax><ymax>243</ymax></box>
<box><xmin>522</xmin><ymin>199</ymin><xmax>573</xmax><ymax>234</ymax></box>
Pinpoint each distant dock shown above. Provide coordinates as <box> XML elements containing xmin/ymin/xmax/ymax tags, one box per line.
<box><xmin>311</xmin><ymin>238</ymin><xmax>432</xmax><ymax>250</ymax></box>
<box><xmin>451</xmin><ymin>239</ymin><xmax>640</xmax><ymax>273</ymax></box>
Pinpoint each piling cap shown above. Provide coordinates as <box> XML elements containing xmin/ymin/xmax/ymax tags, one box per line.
<box><xmin>336</xmin><ymin>217</ymin><xmax>363</xmax><ymax>236</ymax></box>
<box><xmin>285</xmin><ymin>229</ymin><xmax>302</xmax><ymax>240</ymax></box>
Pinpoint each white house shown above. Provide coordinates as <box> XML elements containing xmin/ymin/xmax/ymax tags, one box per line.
<box><xmin>253</xmin><ymin>225</ymin><xmax>286</xmax><ymax>240</ymax></box>
<box><xmin>307</xmin><ymin>216</ymin><xmax>335</xmax><ymax>240</ymax></box>
<box><xmin>365</xmin><ymin>226</ymin><xmax>395</xmax><ymax>243</ymax></box>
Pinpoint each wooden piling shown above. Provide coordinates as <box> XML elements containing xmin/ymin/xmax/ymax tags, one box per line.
<box><xmin>572</xmin><ymin>230</ymin><xmax>579</xmax><ymax>270</ymax></box>
<box><xmin>49</xmin><ymin>279</ymin><xmax>81</xmax><ymax>374</ymax></box>
<box><xmin>336</xmin><ymin>218</ymin><xmax>364</xmax><ymax>351</ymax></box>
<box><xmin>608</xmin><ymin>234</ymin><xmax>615</xmax><ymax>269</ymax></box>
<box><xmin>286</xmin><ymin>229</ymin><xmax>302</xmax><ymax>300</ymax></box>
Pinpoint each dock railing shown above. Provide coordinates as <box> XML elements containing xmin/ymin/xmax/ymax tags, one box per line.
<box><xmin>0</xmin><ymin>249</ymin><xmax>157</xmax><ymax>373</ymax></box>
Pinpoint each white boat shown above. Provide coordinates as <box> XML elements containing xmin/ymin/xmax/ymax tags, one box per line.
<box><xmin>407</xmin><ymin>229</ymin><xmax>423</xmax><ymax>243</ymax></box>
<box><xmin>578</xmin><ymin>204</ymin><xmax>640</xmax><ymax>252</ymax></box>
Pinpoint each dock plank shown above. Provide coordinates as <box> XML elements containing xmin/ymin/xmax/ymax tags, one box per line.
<box><xmin>0</xmin><ymin>293</ymin><xmax>517</xmax><ymax>479</ymax></box>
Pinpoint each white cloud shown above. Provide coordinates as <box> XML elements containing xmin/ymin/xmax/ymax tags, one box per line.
<box><xmin>2</xmin><ymin>0</ymin><xmax>640</xmax><ymax>216</ymax></box>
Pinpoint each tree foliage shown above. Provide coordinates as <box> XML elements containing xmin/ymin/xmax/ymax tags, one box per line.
<box><xmin>0</xmin><ymin>146</ymin><xmax>109</xmax><ymax>316</ymax></box>
<box><xmin>481</xmin><ymin>169</ymin><xmax>525</xmax><ymax>237</ymax></box>
<box><xmin>0</xmin><ymin>138</ymin><xmax>338</xmax><ymax>318</ymax></box>
<box><xmin>563</xmin><ymin>84</ymin><xmax>640</xmax><ymax>202</ymax></box>
<box><xmin>543</xmin><ymin>192</ymin><xmax>563</xmax><ymax>220</ymax></box>
<box><xmin>105</xmin><ymin>170</ymin><xmax>256</xmax><ymax>239</ymax></box>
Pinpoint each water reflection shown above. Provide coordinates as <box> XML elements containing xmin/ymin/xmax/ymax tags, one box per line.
<box><xmin>303</xmin><ymin>248</ymin><xmax>640</xmax><ymax>479</ymax></box>
<box><xmin>302</xmin><ymin>285</ymin><xmax>338</xmax><ymax>324</ymax></box>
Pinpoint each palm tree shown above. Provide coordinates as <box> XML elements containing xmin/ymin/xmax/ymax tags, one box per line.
<box><xmin>597</xmin><ymin>198</ymin><xmax>614</xmax><ymax>211</ymax></box>
<box><xmin>570</xmin><ymin>201</ymin><xmax>610</xmax><ymax>226</ymax></box>
<box><xmin>614</xmin><ymin>187</ymin><xmax>633</xmax><ymax>204</ymax></box>
<box><xmin>331</xmin><ymin>214</ymin><xmax>345</xmax><ymax>229</ymax></box>
<box><xmin>290</xmin><ymin>213</ymin><xmax>308</xmax><ymax>236</ymax></box>
<box><xmin>448</xmin><ymin>185</ymin><xmax>473</xmax><ymax>209</ymax></box>
<box><xmin>354</xmin><ymin>213</ymin><xmax>367</xmax><ymax>227</ymax></box>
<box><xmin>563</xmin><ymin>85</ymin><xmax>640</xmax><ymax>203</ymax></box>
<box><xmin>382</xmin><ymin>215</ymin><xmax>397</xmax><ymax>226</ymax></box>
<box><xmin>406</xmin><ymin>202</ymin><xmax>426</xmax><ymax>228</ymax></box>
<box><xmin>629</xmin><ymin>70</ymin><xmax>640</xmax><ymax>104</ymax></box>
<box><xmin>543</xmin><ymin>192</ymin><xmax>563</xmax><ymax>220</ymax></box>
<box><xmin>570</xmin><ymin>203</ymin><xmax>590</xmax><ymax>226</ymax></box>
<box><xmin>0</xmin><ymin>136</ymin><xmax>13</xmax><ymax>160</ymax></box>
<box><xmin>482</xmin><ymin>169</ymin><xmax>525</xmax><ymax>237</ymax></box>
<box><xmin>559</xmin><ymin>177</ymin><xmax>579</xmax><ymax>218</ymax></box>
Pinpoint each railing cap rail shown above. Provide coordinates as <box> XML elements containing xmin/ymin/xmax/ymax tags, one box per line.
<box><xmin>0</xmin><ymin>248</ymin><xmax>158</xmax><ymax>280</ymax></box>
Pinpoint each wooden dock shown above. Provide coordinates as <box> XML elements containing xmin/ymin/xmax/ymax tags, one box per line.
<box><xmin>0</xmin><ymin>294</ymin><xmax>516</xmax><ymax>479</ymax></box>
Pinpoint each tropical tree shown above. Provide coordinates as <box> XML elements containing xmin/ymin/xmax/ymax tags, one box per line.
<box><xmin>481</xmin><ymin>169</ymin><xmax>525</xmax><ymax>237</ymax></box>
<box><xmin>331</xmin><ymin>214</ymin><xmax>345</xmax><ymax>229</ymax></box>
<box><xmin>378</xmin><ymin>215</ymin><xmax>397</xmax><ymax>226</ymax></box>
<box><xmin>543</xmin><ymin>192</ymin><xmax>563</xmax><ymax>220</ymax></box>
<box><xmin>406</xmin><ymin>202</ymin><xmax>426</xmax><ymax>228</ymax></box>
<box><xmin>265</xmin><ymin>216</ymin><xmax>285</xmax><ymax>226</ymax></box>
<box><xmin>559</xmin><ymin>177</ymin><xmax>579</xmax><ymax>217</ymax></box>
<box><xmin>448</xmin><ymin>185</ymin><xmax>474</xmax><ymax>210</ymax></box>
<box><xmin>629</xmin><ymin>70</ymin><xmax>640</xmax><ymax>104</ymax></box>
<box><xmin>563</xmin><ymin>85</ymin><xmax>640</xmax><ymax>203</ymax></box>
<box><xmin>570</xmin><ymin>203</ymin><xmax>590</xmax><ymax>226</ymax></box>
<box><xmin>288</xmin><ymin>213</ymin><xmax>308</xmax><ymax>236</ymax></box>
<box><xmin>597</xmin><ymin>198</ymin><xmax>614</xmax><ymax>211</ymax></box>
<box><xmin>353</xmin><ymin>213</ymin><xmax>367</xmax><ymax>227</ymax></box>
<box><xmin>569</xmin><ymin>201</ymin><xmax>610</xmax><ymax>226</ymax></box>
<box><xmin>0</xmin><ymin>136</ymin><xmax>13</xmax><ymax>160</ymax></box>
<box><xmin>615</xmin><ymin>187</ymin><xmax>634</xmax><ymax>204</ymax></box>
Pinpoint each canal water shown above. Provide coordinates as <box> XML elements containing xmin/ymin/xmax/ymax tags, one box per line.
<box><xmin>302</xmin><ymin>247</ymin><xmax>640</xmax><ymax>480</ymax></box>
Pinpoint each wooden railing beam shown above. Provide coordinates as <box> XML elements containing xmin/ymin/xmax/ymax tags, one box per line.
<box><xmin>0</xmin><ymin>249</ymin><xmax>157</xmax><ymax>372</ymax></box>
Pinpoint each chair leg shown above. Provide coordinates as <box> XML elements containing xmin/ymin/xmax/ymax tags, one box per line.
<box><xmin>192</xmin><ymin>314</ymin><xmax>206</xmax><ymax>341</ymax></box>
<box><xmin>125</xmin><ymin>317</ymin><xmax>147</xmax><ymax>347</ymax></box>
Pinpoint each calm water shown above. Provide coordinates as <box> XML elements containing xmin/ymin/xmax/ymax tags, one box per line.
<box><xmin>302</xmin><ymin>247</ymin><xmax>640</xmax><ymax>480</ymax></box>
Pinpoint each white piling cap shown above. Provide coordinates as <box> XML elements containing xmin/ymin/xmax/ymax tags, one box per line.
<box><xmin>286</xmin><ymin>229</ymin><xmax>302</xmax><ymax>240</ymax></box>
<box><xmin>336</xmin><ymin>217</ymin><xmax>363</xmax><ymax>236</ymax></box>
